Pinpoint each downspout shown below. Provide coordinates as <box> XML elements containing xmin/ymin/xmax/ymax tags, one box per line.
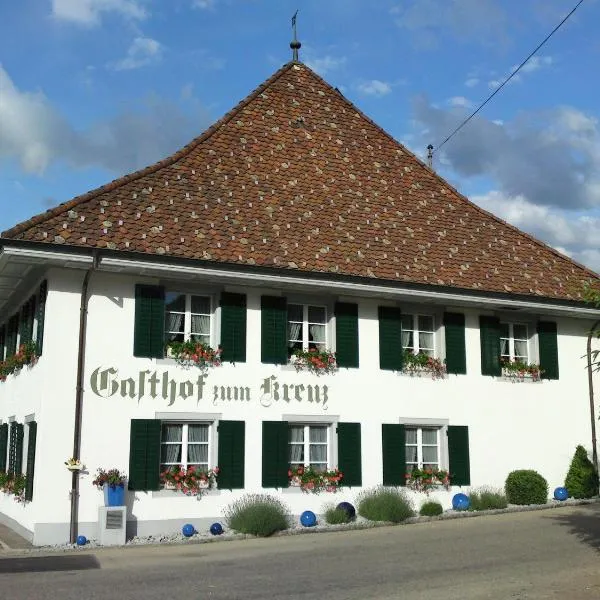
<box><xmin>69</xmin><ymin>251</ymin><xmax>99</xmax><ymax>544</ymax></box>
<box><xmin>587</xmin><ymin>319</ymin><xmax>600</xmax><ymax>491</ymax></box>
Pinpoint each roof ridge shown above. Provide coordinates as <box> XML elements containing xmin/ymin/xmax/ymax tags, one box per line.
<box><xmin>299</xmin><ymin>65</ymin><xmax>599</xmax><ymax>281</ymax></box>
<box><xmin>2</xmin><ymin>61</ymin><xmax>297</xmax><ymax>239</ymax></box>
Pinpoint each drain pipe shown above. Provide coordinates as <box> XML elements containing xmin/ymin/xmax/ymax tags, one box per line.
<box><xmin>587</xmin><ymin>319</ymin><xmax>600</xmax><ymax>492</ymax></box>
<box><xmin>69</xmin><ymin>251</ymin><xmax>99</xmax><ymax>544</ymax></box>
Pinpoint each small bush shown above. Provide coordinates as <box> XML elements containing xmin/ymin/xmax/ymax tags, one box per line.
<box><xmin>323</xmin><ymin>505</ymin><xmax>352</xmax><ymax>525</ymax></box>
<box><xmin>419</xmin><ymin>501</ymin><xmax>443</xmax><ymax>517</ymax></box>
<box><xmin>468</xmin><ymin>487</ymin><xmax>508</xmax><ymax>511</ymax></box>
<box><xmin>565</xmin><ymin>445</ymin><xmax>599</xmax><ymax>499</ymax></box>
<box><xmin>224</xmin><ymin>494</ymin><xmax>290</xmax><ymax>537</ymax></box>
<box><xmin>505</xmin><ymin>470</ymin><xmax>548</xmax><ymax>505</ymax></box>
<box><xmin>357</xmin><ymin>486</ymin><xmax>414</xmax><ymax>523</ymax></box>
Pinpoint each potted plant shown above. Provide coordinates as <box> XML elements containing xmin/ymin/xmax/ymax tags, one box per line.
<box><xmin>288</xmin><ymin>465</ymin><xmax>343</xmax><ymax>493</ymax></box>
<box><xmin>500</xmin><ymin>358</ymin><xmax>544</xmax><ymax>381</ymax></box>
<box><xmin>166</xmin><ymin>341</ymin><xmax>222</xmax><ymax>369</ymax></box>
<box><xmin>291</xmin><ymin>348</ymin><xmax>337</xmax><ymax>375</ymax></box>
<box><xmin>93</xmin><ymin>468</ymin><xmax>127</xmax><ymax>506</ymax></box>
<box><xmin>405</xmin><ymin>467</ymin><xmax>451</xmax><ymax>494</ymax></box>
<box><xmin>0</xmin><ymin>342</ymin><xmax>38</xmax><ymax>383</ymax></box>
<box><xmin>160</xmin><ymin>465</ymin><xmax>219</xmax><ymax>496</ymax></box>
<box><xmin>402</xmin><ymin>350</ymin><xmax>447</xmax><ymax>380</ymax></box>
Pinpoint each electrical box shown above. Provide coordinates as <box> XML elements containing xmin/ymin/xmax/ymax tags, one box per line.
<box><xmin>97</xmin><ymin>506</ymin><xmax>127</xmax><ymax>546</ymax></box>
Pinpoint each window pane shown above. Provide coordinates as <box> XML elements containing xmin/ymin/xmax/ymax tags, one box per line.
<box><xmin>309</xmin><ymin>445</ymin><xmax>327</xmax><ymax>463</ymax></box>
<box><xmin>187</xmin><ymin>444</ymin><xmax>208</xmax><ymax>464</ymax></box>
<box><xmin>421</xmin><ymin>429</ymin><xmax>437</xmax><ymax>445</ymax></box>
<box><xmin>160</xmin><ymin>444</ymin><xmax>182</xmax><ymax>464</ymax></box>
<box><xmin>402</xmin><ymin>330</ymin><xmax>414</xmax><ymax>350</ymax></box>
<box><xmin>308</xmin><ymin>306</ymin><xmax>326</xmax><ymax>324</ymax></box>
<box><xmin>513</xmin><ymin>324</ymin><xmax>527</xmax><ymax>340</ymax></box>
<box><xmin>405</xmin><ymin>446</ymin><xmax>418</xmax><ymax>464</ymax></box>
<box><xmin>422</xmin><ymin>446</ymin><xmax>439</xmax><ymax>464</ymax></box>
<box><xmin>405</xmin><ymin>428</ymin><xmax>417</xmax><ymax>444</ymax></box>
<box><xmin>309</xmin><ymin>426</ymin><xmax>327</xmax><ymax>443</ymax></box>
<box><xmin>514</xmin><ymin>340</ymin><xmax>528</xmax><ymax>359</ymax></box>
<box><xmin>309</xmin><ymin>324</ymin><xmax>326</xmax><ymax>346</ymax></box>
<box><xmin>419</xmin><ymin>332</ymin><xmax>434</xmax><ymax>352</ymax></box>
<box><xmin>191</xmin><ymin>314</ymin><xmax>210</xmax><ymax>336</ymax></box>
<box><xmin>401</xmin><ymin>315</ymin><xmax>414</xmax><ymax>330</ymax></box>
<box><xmin>162</xmin><ymin>424</ymin><xmax>182</xmax><ymax>442</ymax></box>
<box><xmin>191</xmin><ymin>334</ymin><xmax>210</xmax><ymax>346</ymax></box>
<box><xmin>418</xmin><ymin>315</ymin><xmax>434</xmax><ymax>332</ymax></box>
<box><xmin>500</xmin><ymin>338</ymin><xmax>510</xmax><ymax>357</ymax></box>
<box><xmin>288</xmin><ymin>304</ymin><xmax>303</xmax><ymax>322</ymax></box>
<box><xmin>191</xmin><ymin>295</ymin><xmax>210</xmax><ymax>315</ymax></box>
<box><xmin>289</xmin><ymin>426</ymin><xmax>304</xmax><ymax>443</ymax></box>
<box><xmin>500</xmin><ymin>323</ymin><xmax>510</xmax><ymax>339</ymax></box>
<box><xmin>288</xmin><ymin>322</ymin><xmax>303</xmax><ymax>342</ymax></box>
<box><xmin>188</xmin><ymin>424</ymin><xmax>208</xmax><ymax>443</ymax></box>
<box><xmin>165</xmin><ymin>292</ymin><xmax>186</xmax><ymax>313</ymax></box>
<box><xmin>289</xmin><ymin>444</ymin><xmax>304</xmax><ymax>463</ymax></box>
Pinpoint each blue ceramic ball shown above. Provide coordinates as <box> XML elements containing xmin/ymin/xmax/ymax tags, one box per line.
<box><xmin>182</xmin><ymin>523</ymin><xmax>195</xmax><ymax>537</ymax></box>
<box><xmin>210</xmin><ymin>522</ymin><xmax>224</xmax><ymax>536</ymax></box>
<box><xmin>337</xmin><ymin>501</ymin><xmax>356</xmax><ymax>520</ymax></box>
<box><xmin>554</xmin><ymin>486</ymin><xmax>569</xmax><ymax>501</ymax></box>
<box><xmin>300</xmin><ymin>510</ymin><xmax>317</xmax><ymax>527</ymax></box>
<box><xmin>76</xmin><ymin>535</ymin><xmax>87</xmax><ymax>546</ymax></box>
<box><xmin>452</xmin><ymin>493</ymin><xmax>470</xmax><ymax>511</ymax></box>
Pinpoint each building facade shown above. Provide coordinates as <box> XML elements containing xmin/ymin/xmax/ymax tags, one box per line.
<box><xmin>1</xmin><ymin>62</ymin><xmax>599</xmax><ymax>545</ymax></box>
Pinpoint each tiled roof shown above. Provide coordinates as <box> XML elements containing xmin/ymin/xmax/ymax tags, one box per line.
<box><xmin>2</xmin><ymin>62</ymin><xmax>598</xmax><ymax>301</ymax></box>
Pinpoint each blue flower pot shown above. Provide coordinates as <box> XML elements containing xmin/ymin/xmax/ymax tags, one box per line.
<box><xmin>104</xmin><ymin>483</ymin><xmax>125</xmax><ymax>507</ymax></box>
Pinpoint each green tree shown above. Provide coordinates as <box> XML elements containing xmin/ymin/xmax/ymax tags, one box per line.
<box><xmin>564</xmin><ymin>445</ymin><xmax>599</xmax><ymax>499</ymax></box>
<box><xmin>583</xmin><ymin>283</ymin><xmax>600</xmax><ymax>373</ymax></box>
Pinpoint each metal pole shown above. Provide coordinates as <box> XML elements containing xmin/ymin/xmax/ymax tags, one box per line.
<box><xmin>587</xmin><ymin>319</ymin><xmax>600</xmax><ymax>492</ymax></box>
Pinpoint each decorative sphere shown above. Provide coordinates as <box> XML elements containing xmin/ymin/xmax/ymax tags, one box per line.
<box><xmin>76</xmin><ymin>535</ymin><xmax>87</xmax><ymax>546</ymax></box>
<box><xmin>554</xmin><ymin>486</ymin><xmax>569</xmax><ymax>501</ymax></box>
<box><xmin>336</xmin><ymin>501</ymin><xmax>356</xmax><ymax>520</ymax></box>
<box><xmin>210</xmin><ymin>522</ymin><xmax>224</xmax><ymax>536</ymax></box>
<box><xmin>300</xmin><ymin>510</ymin><xmax>317</xmax><ymax>527</ymax></box>
<box><xmin>182</xmin><ymin>523</ymin><xmax>195</xmax><ymax>537</ymax></box>
<box><xmin>452</xmin><ymin>493</ymin><xmax>470</xmax><ymax>511</ymax></box>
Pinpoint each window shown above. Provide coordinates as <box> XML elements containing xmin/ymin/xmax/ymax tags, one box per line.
<box><xmin>165</xmin><ymin>292</ymin><xmax>211</xmax><ymax>345</ymax></box>
<box><xmin>401</xmin><ymin>314</ymin><xmax>435</xmax><ymax>356</ymax></box>
<box><xmin>160</xmin><ymin>423</ymin><xmax>211</xmax><ymax>472</ymax></box>
<box><xmin>405</xmin><ymin>427</ymin><xmax>440</xmax><ymax>472</ymax></box>
<box><xmin>288</xmin><ymin>424</ymin><xmax>329</xmax><ymax>472</ymax></box>
<box><xmin>287</xmin><ymin>304</ymin><xmax>327</xmax><ymax>357</ymax></box>
<box><xmin>500</xmin><ymin>323</ymin><xmax>529</xmax><ymax>362</ymax></box>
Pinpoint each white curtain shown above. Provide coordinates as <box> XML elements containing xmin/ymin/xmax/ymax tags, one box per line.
<box><xmin>289</xmin><ymin>426</ymin><xmax>304</xmax><ymax>463</ymax></box>
<box><xmin>288</xmin><ymin>322</ymin><xmax>302</xmax><ymax>351</ymax></box>
<box><xmin>191</xmin><ymin>315</ymin><xmax>210</xmax><ymax>337</ymax></box>
<box><xmin>166</xmin><ymin>313</ymin><xmax>184</xmax><ymax>341</ymax></box>
<box><xmin>161</xmin><ymin>425</ymin><xmax>182</xmax><ymax>464</ymax></box>
<box><xmin>308</xmin><ymin>324</ymin><xmax>325</xmax><ymax>345</ymax></box>
<box><xmin>401</xmin><ymin>330</ymin><xmax>413</xmax><ymax>349</ymax></box>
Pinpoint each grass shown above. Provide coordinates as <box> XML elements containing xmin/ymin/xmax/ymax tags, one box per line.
<box><xmin>468</xmin><ymin>487</ymin><xmax>508</xmax><ymax>511</ymax></box>
<box><xmin>224</xmin><ymin>494</ymin><xmax>290</xmax><ymax>537</ymax></box>
<box><xmin>357</xmin><ymin>486</ymin><xmax>414</xmax><ymax>523</ymax></box>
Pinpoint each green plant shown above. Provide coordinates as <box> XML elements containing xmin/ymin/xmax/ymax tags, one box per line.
<box><xmin>288</xmin><ymin>465</ymin><xmax>343</xmax><ymax>493</ymax></box>
<box><xmin>405</xmin><ymin>467</ymin><xmax>450</xmax><ymax>493</ymax></box>
<box><xmin>225</xmin><ymin>494</ymin><xmax>290</xmax><ymax>537</ymax></box>
<box><xmin>402</xmin><ymin>350</ymin><xmax>446</xmax><ymax>379</ymax></box>
<box><xmin>323</xmin><ymin>504</ymin><xmax>352</xmax><ymax>524</ymax></box>
<box><xmin>419</xmin><ymin>501</ymin><xmax>443</xmax><ymax>517</ymax></box>
<box><xmin>468</xmin><ymin>487</ymin><xmax>508</xmax><ymax>511</ymax></box>
<box><xmin>0</xmin><ymin>471</ymin><xmax>28</xmax><ymax>503</ymax></box>
<box><xmin>291</xmin><ymin>348</ymin><xmax>337</xmax><ymax>375</ymax></box>
<box><xmin>500</xmin><ymin>358</ymin><xmax>543</xmax><ymax>380</ymax></box>
<box><xmin>357</xmin><ymin>486</ymin><xmax>414</xmax><ymax>523</ymax></box>
<box><xmin>167</xmin><ymin>340</ymin><xmax>222</xmax><ymax>369</ymax></box>
<box><xmin>160</xmin><ymin>465</ymin><xmax>219</xmax><ymax>496</ymax></box>
<box><xmin>505</xmin><ymin>470</ymin><xmax>548</xmax><ymax>505</ymax></box>
<box><xmin>92</xmin><ymin>468</ymin><xmax>127</xmax><ymax>488</ymax></box>
<box><xmin>564</xmin><ymin>445</ymin><xmax>599</xmax><ymax>499</ymax></box>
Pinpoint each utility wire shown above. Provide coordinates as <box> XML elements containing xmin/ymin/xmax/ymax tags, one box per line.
<box><xmin>433</xmin><ymin>0</ymin><xmax>585</xmax><ymax>154</ymax></box>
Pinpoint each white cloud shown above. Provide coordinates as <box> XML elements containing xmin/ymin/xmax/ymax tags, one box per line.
<box><xmin>465</xmin><ymin>78</ymin><xmax>479</xmax><ymax>88</ymax></box>
<box><xmin>192</xmin><ymin>0</ymin><xmax>215</xmax><ymax>8</ymax></box>
<box><xmin>357</xmin><ymin>80</ymin><xmax>392</xmax><ymax>97</ymax></box>
<box><xmin>51</xmin><ymin>0</ymin><xmax>147</xmax><ymax>26</ymax></box>
<box><xmin>447</xmin><ymin>96</ymin><xmax>472</xmax><ymax>108</ymax></box>
<box><xmin>488</xmin><ymin>55</ymin><xmax>553</xmax><ymax>88</ymax></box>
<box><xmin>305</xmin><ymin>55</ymin><xmax>346</xmax><ymax>76</ymax></box>
<box><xmin>111</xmin><ymin>37</ymin><xmax>163</xmax><ymax>71</ymax></box>
<box><xmin>0</xmin><ymin>65</ymin><xmax>210</xmax><ymax>175</ymax></box>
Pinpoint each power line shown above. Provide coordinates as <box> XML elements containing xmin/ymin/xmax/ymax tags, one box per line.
<box><xmin>433</xmin><ymin>0</ymin><xmax>586</xmax><ymax>155</ymax></box>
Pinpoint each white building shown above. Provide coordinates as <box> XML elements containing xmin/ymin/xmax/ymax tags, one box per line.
<box><xmin>1</xmin><ymin>61</ymin><xmax>599</xmax><ymax>546</ymax></box>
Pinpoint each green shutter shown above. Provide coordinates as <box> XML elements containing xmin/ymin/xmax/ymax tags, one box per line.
<box><xmin>538</xmin><ymin>321</ymin><xmax>559</xmax><ymax>380</ymax></box>
<box><xmin>261</xmin><ymin>421</ymin><xmax>289</xmax><ymax>488</ymax></box>
<box><xmin>261</xmin><ymin>296</ymin><xmax>287</xmax><ymax>365</ymax></box>
<box><xmin>444</xmin><ymin>312</ymin><xmax>467</xmax><ymax>375</ymax></box>
<box><xmin>0</xmin><ymin>325</ymin><xmax>5</xmax><ymax>361</ymax></box>
<box><xmin>378</xmin><ymin>306</ymin><xmax>403</xmax><ymax>371</ymax></box>
<box><xmin>448</xmin><ymin>425</ymin><xmax>470</xmax><ymax>486</ymax></box>
<box><xmin>19</xmin><ymin>296</ymin><xmax>36</xmax><ymax>345</ymax></box>
<box><xmin>335</xmin><ymin>302</ymin><xmax>359</xmax><ymax>368</ymax></box>
<box><xmin>14</xmin><ymin>423</ymin><xmax>24</xmax><ymax>475</ymax></box>
<box><xmin>6</xmin><ymin>314</ymin><xmax>19</xmax><ymax>357</ymax></box>
<box><xmin>8</xmin><ymin>423</ymin><xmax>16</xmax><ymax>474</ymax></box>
<box><xmin>25</xmin><ymin>421</ymin><xmax>37</xmax><ymax>502</ymax></box>
<box><xmin>382</xmin><ymin>424</ymin><xmax>406</xmax><ymax>486</ymax></box>
<box><xmin>134</xmin><ymin>285</ymin><xmax>165</xmax><ymax>358</ymax></box>
<box><xmin>337</xmin><ymin>422</ymin><xmax>362</xmax><ymax>487</ymax></box>
<box><xmin>0</xmin><ymin>423</ymin><xmax>8</xmax><ymax>472</ymax></box>
<box><xmin>479</xmin><ymin>315</ymin><xmax>501</xmax><ymax>376</ymax></box>
<box><xmin>36</xmin><ymin>280</ymin><xmax>47</xmax><ymax>356</ymax></box>
<box><xmin>220</xmin><ymin>293</ymin><xmax>247</xmax><ymax>363</ymax></box>
<box><xmin>128</xmin><ymin>419</ymin><xmax>161</xmax><ymax>491</ymax></box>
<box><xmin>217</xmin><ymin>420</ymin><xmax>245</xmax><ymax>489</ymax></box>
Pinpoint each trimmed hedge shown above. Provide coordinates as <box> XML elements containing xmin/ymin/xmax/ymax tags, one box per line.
<box><xmin>419</xmin><ymin>501</ymin><xmax>443</xmax><ymax>517</ymax></box>
<box><xmin>565</xmin><ymin>445</ymin><xmax>599</xmax><ymax>499</ymax></box>
<box><xmin>505</xmin><ymin>470</ymin><xmax>548</xmax><ymax>505</ymax></box>
<box><xmin>224</xmin><ymin>494</ymin><xmax>290</xmax><ymax>537</ymax></box>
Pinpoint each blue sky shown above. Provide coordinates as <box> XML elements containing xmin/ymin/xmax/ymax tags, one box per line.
<box><xmin>1</xmin><ymin>0</ymin><xmax>599</xmax><ymax>271</ymax></box>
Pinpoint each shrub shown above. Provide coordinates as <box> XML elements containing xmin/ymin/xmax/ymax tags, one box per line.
<box><xmin>565</xmin><ymin>445</ymin><xmax>599</xmax><ymax>499</ymax></box>
<box><xmin>505</xmin><ymin>470</ymin><xmax>548</xmax><ymax>505</ymax></box>
<box><xmin>323</xmin><ymin>504</ymin><xmax>352</xmax><ymax>525</ymax></box>
<box><xmin>357</xmin><ymin>486</ymin><xmax>414</xmax><ymax>523</ymax></box>
<box><xmin>468</xmin><ymin>487</ymin><xmax>508</xmax><ymax>511</ymax></box>
<box><xmin>224</xmin><ymin>494</ymin><xmax>290</xmax><ymax>537</ymax></box>
<box><xmin>419</xmin><ymin>501</ymin><xmax>443</xmax><ymax>517</ymax></box>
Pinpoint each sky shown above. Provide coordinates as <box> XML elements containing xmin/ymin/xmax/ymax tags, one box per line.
<box><xmin>1</xmin><ymin>0</ymin><xmax>599</xmax><ymax>273</ymax></box>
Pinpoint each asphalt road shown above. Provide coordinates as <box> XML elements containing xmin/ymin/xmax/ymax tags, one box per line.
<box><xmin>1</xmin><ymin>504</ymin><xmax>599</xmax><ymax>600</ymax></box>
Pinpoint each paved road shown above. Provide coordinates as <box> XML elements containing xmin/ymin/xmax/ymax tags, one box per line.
<box><xmin>1</xmin><ymin>504</ymin><xmax>599</xmax><ymax>599</ymax></box>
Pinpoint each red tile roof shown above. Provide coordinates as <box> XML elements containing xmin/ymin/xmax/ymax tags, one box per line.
<box><xmin>2</xmin><ymin>62</ymin><xmax>598</xmax><ymax>301</ymax></box>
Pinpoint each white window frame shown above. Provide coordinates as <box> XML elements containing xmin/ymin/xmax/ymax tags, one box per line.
<box><xmin>500</xmin><ymin>322</ymin><xmax>529</xmax><ymax>363</ymax></box>
<box><xmin>399</xmin><ymin>418</ymin><xmax>449</xmax><ymax>472</ymax></box>
<box><xmin>288</xmin><ymin>423</ymin><xmax>331</xmax><ymax>471</ymax></box>
<box><xmin>164</xmin><ymin>291</ymin><xmax>213</xmax><ymax>346</ymax></box>
<box><xmin>287</xmin><ymin>303</ymin><xmax>328</xmax><ymax>355</ymax></box>
<box><xmin>159</xmin><ymin>421</ymin><xmax>213</xmax><ymax>472</ymax></box>
<box><xmin>405</xmin><ymin>426</ymin><xmax>441</xmax><ymax>472</ymax></box>
<box><xmin>401</xmin><ymin>313</ymin><xmax>436</xmax><ymax>356</ymax></box>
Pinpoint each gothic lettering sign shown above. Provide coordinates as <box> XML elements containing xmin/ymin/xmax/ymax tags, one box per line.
<box><xmin>90</xmin><ymin>367</ymin><xmax>329</xmax><ymax>410</ymax></box>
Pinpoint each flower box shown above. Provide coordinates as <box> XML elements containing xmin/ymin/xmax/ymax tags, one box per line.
<box><xmin>402</xmin><ymin>351</ymin><xmax>446</xmax><ymax>380</ymax></box>
<box><xmin>500</xmin><ymin>359</ymin><xmax>543</xmax><ymax>382</ymax></box>
<box><xmin>0</xmin><ymin>342</ymin><xmax>38</xmax><ymax>383</ymax></box>
<box><xmin>160</xmin><ymin>465</ymin><xmax>219</xmax><ymax>496</ymax></box>
<box><xmin>291</xmin><ymin>349</ymin><xmax>337</xmax><ymax>375</ymax></box>
<box><xmin>405</xmin><ymin>468</ymin><xmax>451</xmax><ymax>494</ymax></box>
<box><xmin>288</xmin><ymin>465</ymin><xmax>343</xmax><ymax>493</ymax></box>
<box><xmin>166</xmin><ymin>341</ymin><xmax>222</xmax><ymax>369</ymax></box>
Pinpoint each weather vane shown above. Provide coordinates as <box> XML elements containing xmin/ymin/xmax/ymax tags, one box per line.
<box><xmin>290</xmin><ymin>10</ymin><xmax>301</xmax><ymax>61</ymax></box>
